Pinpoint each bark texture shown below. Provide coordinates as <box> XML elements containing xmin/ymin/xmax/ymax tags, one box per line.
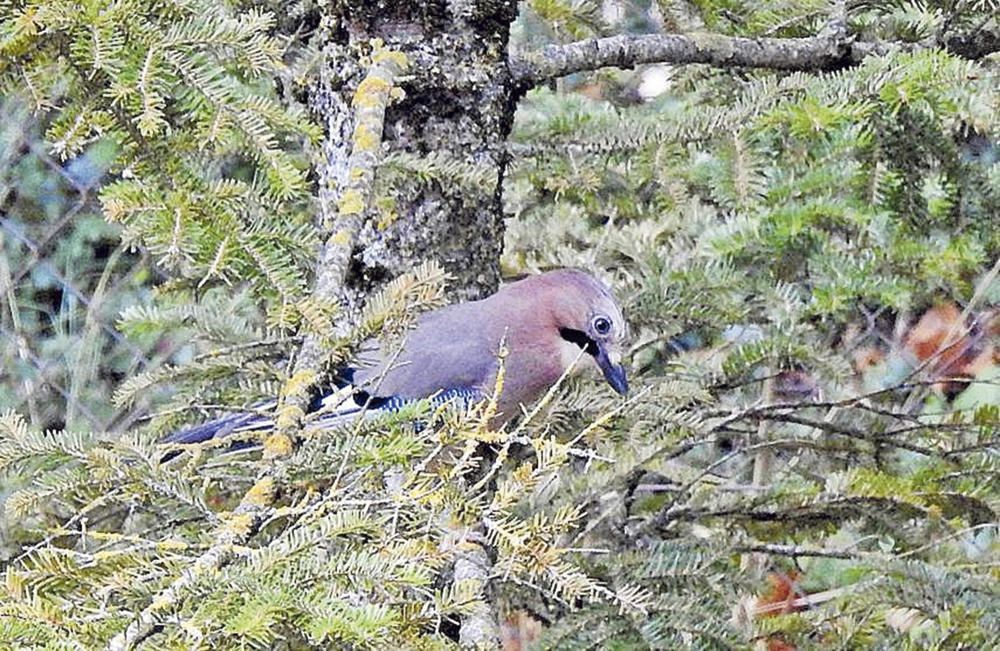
<box><xmin>312</xmin><ymin>1</ymin><xmax>520</xmax><ymax>306</ymax></box>
<box><xmin>511</xmin><ymin>28</ymin><xmax>1000</xmax><ymax>88</ymax></box>
<box><xmin>511</xmin><ymin>32</ymin><xmax>854</xmax><ymax>87</ymax></box>
<box><xmin>307</xmin><ymin>5</ymin><xmax>520</xmax><ymax>646</ymax></box>
<box><xmin>309</xmin><ymin>5</ymin><xmax>997</xmax><ymax>307</ymax></box>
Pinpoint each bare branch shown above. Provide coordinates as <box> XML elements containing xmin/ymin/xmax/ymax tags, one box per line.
<box><xmin>510</xmin><ymin>32</ymin><xmax>852</xmax><ymax>88</ymax></box>
<box><xmin>736</xmin><ymin>542</ymin><xmax>864</xmax><ymax>560</ymax></box>
<box><xmin>749</xmin><ymin>411</ymin><xmax>945</xmax><ymax>459</ymax></box>
<box><xmin>510</xmin><ymin>26</ymin><xmax>1000</xmax><ymax>90</ymax></box>
<box><xmin>660</xmin><ymin>495</ymin><xmax>928</xmax><ymax>527</ymax></box>
<box><xmin>454</xmin><ymin>534</ymin><xmax>501</xmax><ymax>648</ymax></box>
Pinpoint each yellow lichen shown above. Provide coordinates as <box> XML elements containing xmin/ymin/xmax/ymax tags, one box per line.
<box><xmin>376</xmin><ymin>197</ymin><xmax>398</xmax><ymax>231</ymax></box>
<box><xmin>353</xmin><ymin>76</ymin><xmax>392</xmax><ymax>108</ymax></box>
<box><xmin>352</xmin><ymin>122</ymin><xmax>380</xmax><ymax>152</ymax></box>
<box><xmin>372</xmin><ymin>48</ymin><xmax>409</xmax><ymax>70</ymax></box>
<box><xmin>454</xmin><ymin>539</ymin><xmax>482</xmax><ymax>553</ymax></box>
<box><xmin>225</xmin><ymin>514</ymin><xmax>254</xmax><ymax>536</ymax></box>
<box><xmin>149</xmin><ymin>594</ymin><xmax>173</xmax><ymax>612</ymax></box>
<box><xmin>275</xmin><ymin>405</ymin><xmax>305</xmax><ymax>432</ymax></box>
<box><xmin>244</xmin><ymin>476</ymin><xmax>276</xmax><ymax>506</ymax></box>
<box><xmin>328</xmin><ymin>228</ymin><xmax>352</xmax><ymax>247</ymax></box>
<box><xmin>337</xmin><ymin>188</ymin><xmax>365</xmax><ymax>215</ymax></box>
<box><xmin>156</xmin><ymin>539</ymin><xmax>189</xmax><ymax>552</ymax></box>
<box><xmin>263</xmin><ymin>432</ymin><xmax>295</xmax><ymax>458</ymax></box>
<box><xmin>281</xmin><ymin>369</ymin><xmax>318</xmax><ymax>398</ymax></box>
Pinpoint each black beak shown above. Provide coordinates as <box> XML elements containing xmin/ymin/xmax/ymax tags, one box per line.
<box><xmin>595</xmin><ymin>344</ymin><xmax>628</xmax><ymax>396</ymax></box>
<box><xmin>558</xmin><ymin>328</ymin><xmax>629</xmax><ymax>396</ymax></box>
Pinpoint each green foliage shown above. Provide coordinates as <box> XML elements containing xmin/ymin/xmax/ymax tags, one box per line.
<box><xmin>0</xmin><ymin>294</ymin><xmax>647</xmax><ymax>647</ymax></box>
<box><xmin>2</xmin><ymin>0</ymin><xmax>319</xmax><ymax>307</ymax></box>
<box><xmin>0</xmin><ymin>100</ymin><xmax>169</xmax><ymax>436</ymax></box>
<box><xmin>503</xmin><ymin>1</ymin><xmax>999</xmax><ymax>648</ymax></box>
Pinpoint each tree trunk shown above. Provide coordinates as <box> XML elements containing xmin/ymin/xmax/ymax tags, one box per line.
<box><xmin>311</xmin><ymin>1</ymin><xmax>519</xmax><ymax>306</ymax></box>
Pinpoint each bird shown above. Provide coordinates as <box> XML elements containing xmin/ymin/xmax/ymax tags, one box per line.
<box><xmin>161</xmin><ymin>268</ymin><xmax>628</xmax><ymax>448</ymax></box>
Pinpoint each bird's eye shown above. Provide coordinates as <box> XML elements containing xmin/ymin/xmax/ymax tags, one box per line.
<box><xmin>593</xmin><ymin>316</ymin><xmax>612</xmax><ymax>335</ymax></box>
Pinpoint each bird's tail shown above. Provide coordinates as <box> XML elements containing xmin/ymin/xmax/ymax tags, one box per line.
<box><xmin>160</xmin><ymin>390</ymin><xmax>365</xmax><ymax>449</ymax></box>
<box><xmin>160</xmin><ymin>387</ymin><xmax>482</xmax><ymax>452</ymax></box>
<box><xmin>160</xmin><ymin>409</ymin><xmax>274</xmax><ymax>446</ymax></box>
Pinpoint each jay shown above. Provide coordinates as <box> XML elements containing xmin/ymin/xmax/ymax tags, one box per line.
<box><xmin>163</xmin><ymin>269</ymin><xmax>628</xmax><ymax>447</ymax></box>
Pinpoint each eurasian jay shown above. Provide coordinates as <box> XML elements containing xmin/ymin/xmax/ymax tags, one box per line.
<box><xmin>162</xmin><ymin>269</ymin><xmax>628</xmax><ymax>447</ymax></box>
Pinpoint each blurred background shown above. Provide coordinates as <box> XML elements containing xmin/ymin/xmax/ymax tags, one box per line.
<box><xmin>0</xmin><ymin>100</ymin><xmax>166</xmax><ymax>433</ymax></box>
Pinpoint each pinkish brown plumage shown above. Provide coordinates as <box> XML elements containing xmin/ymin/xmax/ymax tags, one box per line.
<box><xmin>352</xmin><ymin>269</ymin><xmax>628</xmax><ymax>422</ymax></box>
<box><xmin>163</xmin><ymin>269</ymin><xmax>628</xmax><ymax>447</ymax></box>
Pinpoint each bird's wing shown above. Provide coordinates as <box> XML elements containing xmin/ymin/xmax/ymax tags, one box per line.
<box><xmin>350</xmin><ymin>302</ymin><xmax>501</xmax><ymax>399</ymax></box>
<box><xmin>160</xmin><ymin>409</ymin><xmax>273</xmax><ymax>446</ymax></box>
<box><xmin>161</xmin><ymin>302</ymin><xmax>500</xmax><ymax>452</ymax></box>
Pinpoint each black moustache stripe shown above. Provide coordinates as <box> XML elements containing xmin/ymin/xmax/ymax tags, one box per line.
<box><xmin>558</xmin><ymin>327</ymin><xmax>599</xmax><ymax>356</ymax></box>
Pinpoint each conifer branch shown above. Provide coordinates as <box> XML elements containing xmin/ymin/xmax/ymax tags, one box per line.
<box><xmin>107</xmin><ymin>46</ymin><xmax>408</xmax><ymax>651</ymax></box>
<box><xmin>106</xmin><ymin>475</ymin><xmax>278</xmax><ymax>650</ymax></box>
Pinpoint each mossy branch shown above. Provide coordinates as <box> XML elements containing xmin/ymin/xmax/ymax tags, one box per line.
<box><xmin>107</xmin><ymin>44</ymin><xmax>407</xmax><ymax>651</ymax></box>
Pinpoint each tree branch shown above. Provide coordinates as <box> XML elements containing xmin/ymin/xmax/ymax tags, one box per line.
<box><xmin>736</xmin><ymin>542</ymin><xmax>865</xmax><ymax>560</ymax></box>
<box><xmin>750</xmin><ymin>411</ymin><xmax>947</xmax><ymax>460</ymax></box>
<box><xmin>510</xmin><ymin>27</ymin><xmax>999</xmax><ymax>90</ymax></box>
<box><xmin>107</xmin><ymin>47</ymin><xmax>408</xmax><ymax>651</ymax></box>
<box><xmin>510</xmin><ymin>32</ymin><xmax>852</xmax><ymax>88</ymax></box>
<box><xmin>454</xmin><ymin>534</ymin><xmax>500</xmax><ymax>648</ymax></box>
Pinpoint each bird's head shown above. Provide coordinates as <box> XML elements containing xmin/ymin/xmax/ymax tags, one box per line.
<box><xmin>517</xmin><ymin>269</ymin><xmax>629</xmax><ymax>396</ymax></box>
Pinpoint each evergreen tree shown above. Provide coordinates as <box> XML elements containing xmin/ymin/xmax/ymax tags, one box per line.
<box><xmin>0</xmin><ymin>1</ymin><xmax>997</xmax><ymax>648</ymax></box>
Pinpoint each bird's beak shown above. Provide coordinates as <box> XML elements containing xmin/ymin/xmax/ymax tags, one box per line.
<box><xmin>595</xmin><ymin>344</ymin><xmax>628</xmax><ymax>395</ymax></box>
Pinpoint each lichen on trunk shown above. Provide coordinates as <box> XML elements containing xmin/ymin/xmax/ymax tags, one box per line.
<box><xmin>310</xmin><ymin>1</ymin><xmax>520</xmax><ymax>308</ymax></box>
